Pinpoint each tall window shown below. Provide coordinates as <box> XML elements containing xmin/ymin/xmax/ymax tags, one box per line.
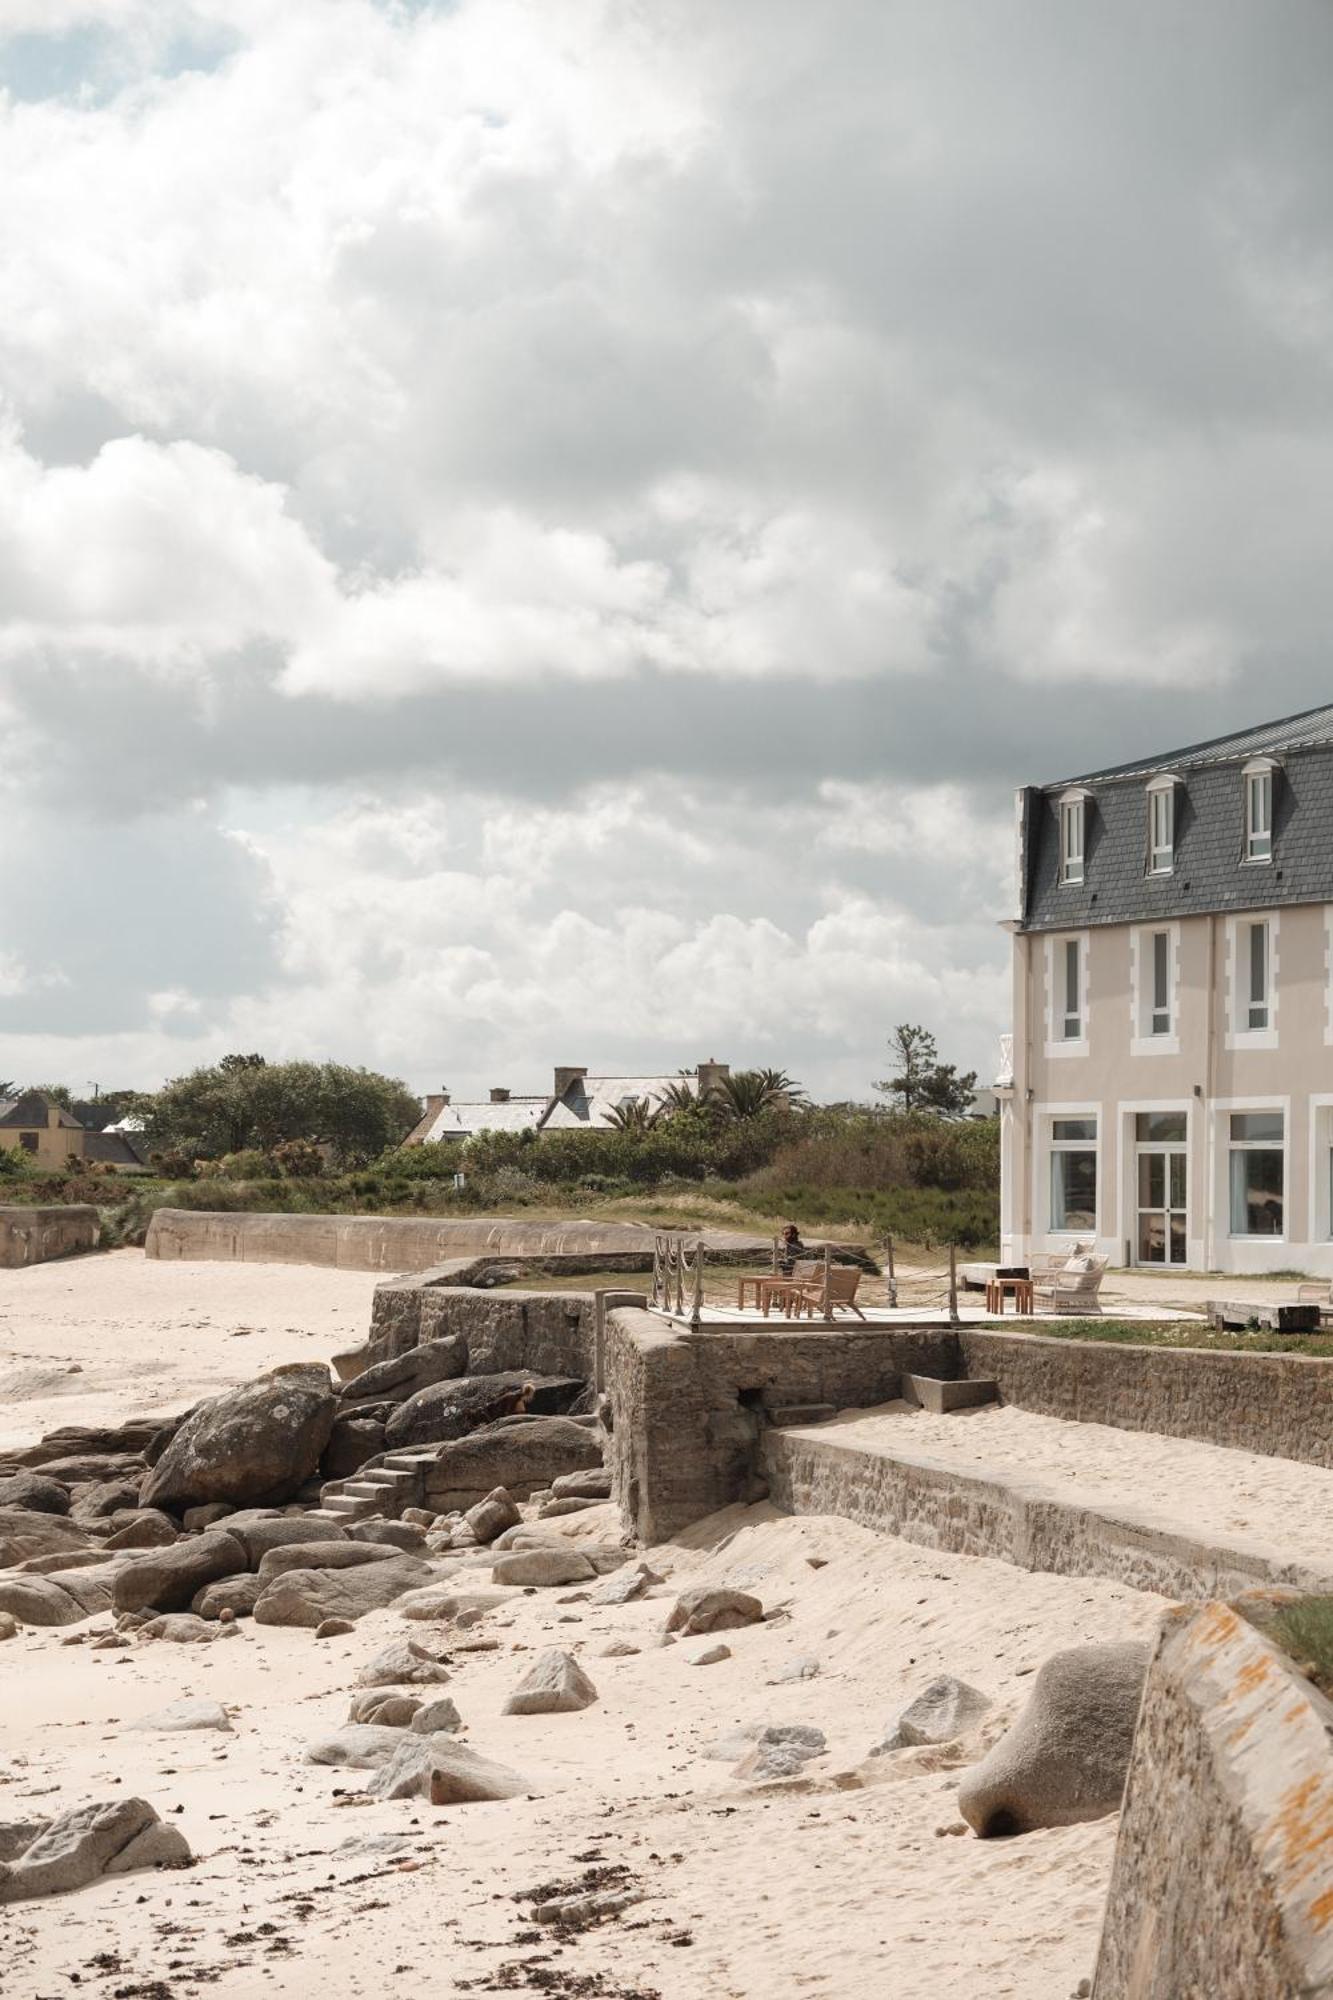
<box><xmin>1245</xmin><ymin>920</ymin><xmax>1270</xmax><ymax>1030</ymax></box>
<box><xmin>1061</xmin><ymin>937</ymin><xmax>1082</xmax><ymax>1041</ymax></box>
<box><xmin>1245</xmin><ymin>767</ymin><xmax>1273</xmax><ymax>862</ymax></box>
<box><xmin>1228</xmin><ymin>1112</ymin><xmax>1284</xmax><ymax>1237</ymax></box>
<box><xmin>1148</xmin><ymin>784</ymin><xmax>1175</xmax><ymax>874</ymax></box>
<box><xmin>1150</xmin><ymin>930</ymin><xmax>1171</xmax><ymax>1035</ymax></box>
<box><xmin>1060</xmin><ymin>797</ymin><xmax>1085</xmax><ymax>884</ymax></box>
<box><xmin>1050</xmin><ymin>1117</ymin><xmax>1097</xmax><ymax>1233</ymax></box>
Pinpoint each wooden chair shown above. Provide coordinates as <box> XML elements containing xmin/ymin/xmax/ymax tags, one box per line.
<box><xmin>1032</xmin><ymin>1254</ymin><xmax>1108</xmax><ymax>1315</ymax></box>
<box><xmin>779</xmin><ymin>1265</ymin><xmax>866</xmax><ymax>1320</ymax></box>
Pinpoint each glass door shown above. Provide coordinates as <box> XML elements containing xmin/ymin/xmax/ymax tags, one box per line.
<box><xmin>1135</xmin><ymin>1113</ymin><xmax>1188</xmax><ymax>1266</ymax></box>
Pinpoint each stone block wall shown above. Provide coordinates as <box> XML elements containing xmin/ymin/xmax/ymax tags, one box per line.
<box><xmin>1092</xmin><ymin>1601</ymin><xmax>1333</xmax><ymax>1998</ymax></box>
<box><xmin>961</xmin><ymin>1326</ymin><xmax>1333</xmax><ymax>1471</ymax></box>
<box><xmin>0</xmin><ymin>1204</ymin><xmax>99</xmax><ymax>1269</ymax></box>
<box><xmin>361</xmin><ymin>1270</ymin><xmax>598</xmax><ymax>1381</ymax></box>
<box><xmin>603</xmin><ymin>1307</ymin><xmax>959</xmax><ymax>1540</ymax></box>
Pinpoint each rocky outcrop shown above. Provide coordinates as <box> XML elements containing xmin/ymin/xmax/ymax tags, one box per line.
<box><xmin>337</xmin><ymin>1337</ymin><xmax>469</xmax><ymax>1412</ymax></box>
<box><xmin>0</xmin><ymin>1799</ymin><xmax>191</xmax><ymax>1902</ymax></box>
<box><xmin>424</xmin><ymin>1416</ymin><xmax>603</xmax><ymax>1510</ymax></box>
<box><xmin>112</xmin><ymin>1531</ymin><xmax>247</xmax><ymax>1614</ymax></box>
<box><xmin>958</xmin><ymin>1642</ymin><xmax>1150</xmax><ymax>1837</ymax></box>
<box><xmin>141</xmin><ymin>1366</ymin><xmax>337</xmax><ymax>1512</ymax></box>
<box><xmin>383</xmin><ymin>1374</ymin><xmax>582</xmax><ymax>1452</ymax></box>
<box><xmin>504</xmin><ymin>1649</ymin><xmax>598</xmax><ymax>1714</ymax></box>
<box><xmin>0</xmin><ymin>1473</ymin><xmax>70</xmax><ymax>1515</ymax></box>
<box><xmin>252</xmin><ymin>1553</ymin><xmax>432</xmax><ymax>1628</ymax></box>
<box><xmin>321</xmin><ymin>1416</ymin><xmax>386</xmax><ymax>1482</ymax></box>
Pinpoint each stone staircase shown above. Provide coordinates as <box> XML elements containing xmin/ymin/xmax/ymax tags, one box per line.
<box><xmin>320</xmin><ymin>1447</ymin><xmax>439</xmax><ymax>1522</ymax></box>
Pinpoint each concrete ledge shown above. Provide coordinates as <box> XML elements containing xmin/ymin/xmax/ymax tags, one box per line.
<box><xmin>762</xmin><ymin>1423</ymin><xmax>1333</xmax><ymax>1601</ymax></box>
<box><xmin>902</xmin><ymin>1373</ymin><xmax>998</xmax><ymax>1414</ymax></box>
<box><xmin>961</xmin><ymin>1325</ymin><xmax>1333</xmax><ymax>1473</ymax></box>
<box><xmin>0</xmin><ymin>1204</ymin><xmax>98</xmax><ymax>1269</ymax></box>
<box><xmin>1093</xmin><ymin>1600</ymin><xmax>1333</xmax><ymax>1997</ymax></box>
<box><xmin>144</xmin><ymin>1209</ymin><xmax>800</xmax><ymax>1272</ymax></box>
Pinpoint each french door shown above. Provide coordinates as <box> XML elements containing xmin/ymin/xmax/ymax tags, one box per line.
<box><xmin>1136</xmin><ymin>1145</ymin><xmax>1187</xmax><ymax>1265</ymax></box>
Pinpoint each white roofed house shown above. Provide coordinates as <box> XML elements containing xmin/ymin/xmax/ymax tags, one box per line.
<box><xmin>403</xmin><ymin>1062</ymin><xmax>732</xmax><ymax>1143</ymax></box>
<box><xmin>405</xmin><ymin>1088</ymin><xmax>549</xmax><ymax>1144</ymax></box>
<box><xmin>541</xmin><ymin>1062</ymin><xmax>730</xmax><ymax>1130</ymax></box>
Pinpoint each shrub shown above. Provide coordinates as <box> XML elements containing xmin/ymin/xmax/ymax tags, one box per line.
<box><xmin>214</xmin><ymin>1150</ymin><xmax>277</xmax><ymax>1181</ymax></box>
<box><xmin>273</xmin><ymin>1138</ymin><xmax>325</xmax><ymax>1179</ymax></box>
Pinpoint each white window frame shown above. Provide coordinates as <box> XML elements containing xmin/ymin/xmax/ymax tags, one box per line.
<box><xmin>1307</xmin><ymin>1095</ymin><xmax>1333</xmax><ymax>1248</ymax></box>
<box><xmin>1038</xmin><ymin>1104</ymin><xmax>1101</xmax><ymax>1241</ymax></box>
<box><xmin>1325</xmin><ymin>907</ymin><xmax>1333</xmax><ymax>1048</ymax></box>
<box><xmin>1146</xmin><ymin>774</ymin><xmax>1179</xmax><ymax>876</ymax></box>
<box><xmin>1225</xmin><ymin>1106</ymin><xmax>1287</xmax><ymax>1242</ymax></box>
<box><xmin>1225</xmin><ymin>912</ymin><xmax>1279</xmax><ymax>1051</ymax></box>
<box><xmin>1114</xmin><ymin>1098</ymin><xmax>1194</xmax><ymax>1269</ymax></box>
<box><xmin>1059</xmin><ymin>789</ymin><xmax>1088</xmax><ymax>886</ymax></box>
<box><xmin>1130</xmin><ymin>922</ymin><xmax>1181</xmax><ymax>1056</ymax></box>
<box><xmin>1243</xmin><ymin>757</ymin><xmax>1275</xmax><ymax>865</ymax></box>
<box><xmin>1044</xmin><ymin>931</ymin><xmax>1089</xmax><ymax>1056</ymax></box>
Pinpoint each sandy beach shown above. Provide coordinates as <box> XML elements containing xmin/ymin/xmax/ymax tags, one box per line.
<box><xmin>1</xmin><ymin>1254</ymin><xmax>1168</xmax><ymax>1998</ymax></box>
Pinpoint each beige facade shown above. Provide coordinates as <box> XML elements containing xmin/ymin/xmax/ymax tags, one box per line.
<box><xmin>999</xmin><ymin>900</ymin><xmax>1333</xmax><ymax>1276</ymax></box>
<box><xmin>0</xmin><ymin>1096</ymin><xmax>86</xmax><ymax>1169</ymax></box>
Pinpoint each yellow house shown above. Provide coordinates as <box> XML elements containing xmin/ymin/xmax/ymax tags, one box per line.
<box><xmin>0</xmin><ymin>1091</ymin><xmax>148</xmax><ymax>1171</ymax></box>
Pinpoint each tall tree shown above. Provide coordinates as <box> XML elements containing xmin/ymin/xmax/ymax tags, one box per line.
<box><xmin>711</xmin><ymin>1068</ymin><xmax>806</xmax><ymax>1121</ymax></box>
<box><xmin>874</xmin><ymin>1025</ymin><xmax>978</xmax><ymax>1117</ymax></box>
<box><xmin>145</xmin><ymin>1058</ymin><xmax>421</xmax><ymax>1166</ymax></box>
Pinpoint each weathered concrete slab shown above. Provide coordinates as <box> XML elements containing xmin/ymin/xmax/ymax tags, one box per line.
<box><xmin>1093</xmin><ymin>1600</ymin><xmax>1333</xmax><ymax>1998</ymax></box>
<box><xmin>0</xmin><ymin>1206</ymin><xmax>98</xmax><ymax>1269</ymax></box>
<box><xmin>901</xmin><ymin>1373</ymin><xmax>998</xmax><ymax>1414</ymax></box>
<box><xmin>763</xmin><ymin>1420</ymin><xmax>1333</xmax><ymax>1601</ymax></box>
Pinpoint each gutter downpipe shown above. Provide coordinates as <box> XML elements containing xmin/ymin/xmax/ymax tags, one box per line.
<box><xmin>1202</xmin><ymin>912</ymin><xmax>1218</xmax><ymax>1273</ymax></box>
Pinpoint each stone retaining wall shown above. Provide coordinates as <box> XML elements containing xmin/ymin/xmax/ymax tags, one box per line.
<box><xmin>762</xmin><ymin>1426</ymin><xmax>1333</xmax><ymax>1600</ymax></box>
<box><xmin>1092</xmin><ymin>1600</ymin><xmax>1333</xmax><ymax>1998</ymax></box>
<box><xmin>143</xmin><ymin>1208</ymin><xmax>800</xmax><ymax>1272</ymax></box>
<box><xmin>0</xmin><ymin>1204</ymin><xmax>99</xmax><ymax>1269</ymax></box>
<box><xmin>361</xmin><ymin>1273</ymin><xmax>598</xmax><ymax>1381</ymax></box>
<box><xmin>603</xmin><ymin>1308</ymin><xmax>959</xmax><ymax>1540</ymax></box>
<box><xmin>961</xmin><ymin>1326</ymin><xmax>1333</xmax><ymax>1471</ymax></box>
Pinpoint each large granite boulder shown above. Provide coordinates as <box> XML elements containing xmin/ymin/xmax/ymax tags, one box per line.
<box><xmin>252</xmin><ymin>1553</ymin><xmax>432</xmax><ymax>1628</ymax></box>
<box><xmin>223</xmin><ymin>1514</ymin><xmax>346</xmax><ymax>1567</ymax></box>
<box><xmin>8</xmin><ymin>1416</ymin><xmax>177</xmax><ymax>1469</ymax></box>
<box><xmin>141</xmin><ymin>1366</ymin><xmax>337</xmax><ymax>1511</ymax></box>
<box><xmin>321</xmin><ymin>1416</ymin><xmax>386</xmax><ymax>1482</ymax></box>
<box><xmin>111</xmin><ymin>1531</ymin><xmax>247</xmax><ymax>1615</ymax></box>
<box><xmin>424</xmin><ymin>1416</ymin><xmax>603</xmax><ymax>1510</ymax></box>
<box><xmin>383</xmin><ymin>1374</ymin><xmax>583</xmax><ymax>1452</ymax></box>
<box><xmin>367</xmin><ymin>1735</ymin><xmax>531</xmax><ymax>1804</ymax></box>
<box><xmin>503</xmin><ymin>1648</ymin><xmax>598</xmax><ymax>1715</ymax></box>
<box><xmin>958</xmin><ymin>1642</ymin><xmax>1151</xmax><ymax>1837</ymax></box>
<box><xmin>0</xmin><ymin>1472</ymin><xmax>69</xmax><ymax>1515</ymax></box>
<box><xmin>0</xmin><ymin>1575</ymin><xmax>97</xmax><ymax>1627</ymax></box>
<box><xmin>0</xmin><ymin>1510</ymin><xmax>90</xmax><ymax>1568</ymax></box>
<box><xmin>255</xmin><ymin>1540</ymin><xmax>406</xmax><ymax>1581</ymax></box>
<box><xmin>0</xmin><ymin>1799</ymin><xmax>192</xmax><ymax>1902</ymax></box>
<box><xmin>337</xmin><ymin>1337</ymin><xmax>469</xmax><ymax>1412</ymax></box>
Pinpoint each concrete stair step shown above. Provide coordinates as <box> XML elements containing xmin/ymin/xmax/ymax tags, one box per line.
<box><xmin>901</xmin><ymin>1373</ymin><xmax>999</xmax><ymax>1416</ymax></box>
<box><xmin>768</xmin><ymin>1403</ymin><xmax>838</xmax><ymax>1427</ymax></box>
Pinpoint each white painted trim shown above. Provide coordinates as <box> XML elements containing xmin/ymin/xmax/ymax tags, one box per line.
<box><xmin>1129</xmin><ymin>921</ymin><xmax>1182</xmax><ymax>1057</ymax></box>
<box><xmin>1224</xmin><ymin>910</ymin><xmax>1280</xmax><ymax>1052</ymax></box>
<box><xmin>1308</xmin><ymin>1095</ymin><xmax>1333</xmax><ymax>1248</ymax></box>
<box><xmin>1044</xmin><ymin>931</ymin><xmax>1089</xmax><ymax>1058</ymax></box>
<box><xmin>1212</xmin><ymin>1094</ymin><xmax>1291</xmax><ymax>1249</ymax></box>
<box><xmin>1114</xmin><ymin>1097</ymin><xmax>1193</xmax><ymax>1268</ymax></box>
<box><xmin>1325</xmin><ymin>907</ymin><xmax>1333</xmax><ymax>1048</ymax></box>
<box><xmin>1032</xmin><ymin>1099</ymin><xmax>1102</xmax><ymax>1246</ymax></box>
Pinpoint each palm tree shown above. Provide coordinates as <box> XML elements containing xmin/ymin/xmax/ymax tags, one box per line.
<box><xmin>657</xmin><ymin>1079</ymin><xmax>700</xmax><ymax>1117</ymax></box>
<box><xmin>604</xmin><ymin>1096</ymin><xmax>665</xmax><ymax>1134</ymax></box>
<box><xmin>714</xmin><ymin>1068</ymin><xmax>806</xmax><ymax>1120</ymax></box>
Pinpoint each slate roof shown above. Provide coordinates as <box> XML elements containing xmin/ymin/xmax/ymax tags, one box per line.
<box><xmin>0</xmin><ymin>1091</ymin><xmax>82</xmax><ymax>1130</ymax></box>
<box><xmin>1022</xmin><ymin>705</ymin><xmax>1333</xmax><ymax>933</ymax></box>
<box><xmin>542</xmin><ymin>1074</ymin><xmax>695</xmax><ymax>1130</ymax></box>
<box><xmin>416</xmin><ymin>1098</ymin><xmax>550</xmax><ymax>1142</ymax></box>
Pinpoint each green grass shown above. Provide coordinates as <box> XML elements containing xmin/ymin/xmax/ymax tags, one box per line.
<box><xmin>1244</xmin><ymin>1595</ymin><xmax>1333</xmax><ymax>1701</ymax></box>
<box><xmin>1029</xmin><ymin>1318</ymin><xmax>1333</xmax><ymax>1358</ymax></box>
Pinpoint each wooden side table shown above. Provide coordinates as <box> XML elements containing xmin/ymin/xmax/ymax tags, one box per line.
<box><xmin>737</xmin><ymin>1275</ymin><xmax>788</xmax><ymax>1314</ymax></box>
<box><xmin>986</xmin><ymin>1276</ymin><xmax>1034</xmax><ymax>1315</ymax></box>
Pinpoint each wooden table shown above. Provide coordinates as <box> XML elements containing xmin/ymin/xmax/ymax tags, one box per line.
<box><xmin>986</xmin><ymin>1276</ymin><xmax>1034</xmax><ymax>1315</ymax></box>
<box><xmin>737</xmin><ymin>1275</ymin><xmax>789</xmax><ymax>1313</ymax></box>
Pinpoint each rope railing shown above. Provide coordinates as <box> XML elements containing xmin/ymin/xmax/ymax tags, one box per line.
<box><xmin>650</xmin><ymin>1232</ymin><xmax>706</xmax><ymax>1328</ymax></box>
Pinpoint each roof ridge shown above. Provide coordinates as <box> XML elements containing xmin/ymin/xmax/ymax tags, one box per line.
<box><xmin>1049</xmin><ymin>700</ymin><xmax>1333</xmax><ymax>789</ymax></box>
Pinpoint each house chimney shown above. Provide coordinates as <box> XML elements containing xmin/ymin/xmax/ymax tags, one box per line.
<box><xmin>553</xmin><ymin>1066</ymin><xmax>588</xmax><ymax>1098</ymax></box>
<box><xmin>489</xmin><ymin>1087</ymin><xmax>511</xmax><ymax>1103</ymax></box>
<box><xmin>696</xmin><ymin>1059</ymin><xmax>730</xmax><ymax>1097</ymax></box>
<box><xmin>422</xmin><ymin>1092</ymin><xmax>448</xmax><ymax>1118</ymax></box>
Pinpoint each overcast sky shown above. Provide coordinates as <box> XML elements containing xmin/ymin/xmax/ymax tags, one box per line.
<box><xmin>2</xmin><ymin>0</ymin><xmax>1331</xmax><ymax>1106</ymax></box>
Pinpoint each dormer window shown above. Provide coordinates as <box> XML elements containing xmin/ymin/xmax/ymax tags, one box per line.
<box><xmin>1244</xmin><ymin>759</ymin><xmax>1275</xmax><ymax>864</ymax></box>
<box><xmin>1059</xmin><ymin>790</ymin><xmax>1087</xmax><ymax>885</ymax></box>
<box><xmin>1146</xmin><ymin>775</ymin><xmax>1178</xmax><ymax>876</ymax></box>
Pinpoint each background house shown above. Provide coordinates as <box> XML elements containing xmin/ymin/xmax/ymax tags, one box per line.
<box><xmin>0</xmin><ymin>1091</ymin><xmax>149</xmax><ymax>1172</ymax></box>
<box><xmin>405</xmin><ymin>1061</ymin><xmax>731</xmax><ymax>1143</ymax></box>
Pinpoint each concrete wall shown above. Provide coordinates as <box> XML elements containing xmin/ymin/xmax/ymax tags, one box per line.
<box><xmin>1093</xmin><ymin>1600</ymin><xmax>1333</xmax><ymax>1998</ymax></box>
<box><xmin>961</xmin><ymin>1325</ymin><xmax>1333</xmax><ymax>1471</ymax></box>
<box><xmin>603</xmin><ymin>1307</ymin><xmax>959</xmax><ymax>1540</ymax></box>
<box><xmin>763</xmin><ymin>1425</ymin><xmax>1333</xmax><ymax>1600</ymax></box>
<box><xmin>144</xmin><ymin>1208</ymin><xmax>785</xmax><ymax>1271</ymax></box>
<box><xmin>363</xmin><ymin>1271</ymin><xmax>598</xmax><ymax>1381</ymax></box>
<box><xmin>0</xmin><ymin>1204</ymin><xmax>98</xmax><ymax>1269</ymax></box>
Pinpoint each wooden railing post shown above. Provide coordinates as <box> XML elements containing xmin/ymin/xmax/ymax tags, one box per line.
<box><xmin>948</xmin><ymin>1242</ymin><xmax>960</xmax><ymax>1326</ymax></box>
<box><xmin>821</xmin><ymin>1245</ymin><xmax>831</xmax><ymax>1321</ymax></box>
<box><xmin>885</xmin><ymin>1233</ymin><xmax>897</xmax><ymax>1309</ymax></box>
